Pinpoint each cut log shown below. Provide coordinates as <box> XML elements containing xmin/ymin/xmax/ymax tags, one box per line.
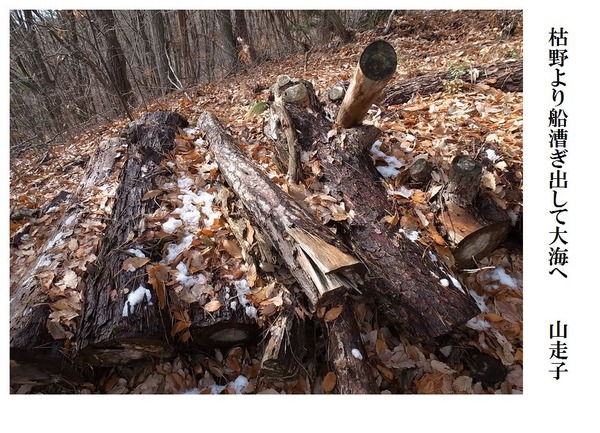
<box><xmin>10</xmin><ymin>138</ymin><xmax>120</xmax><ymax>353</ymax></box>
<box><xmin>439</xmin><ymin>155</ymin><xmax>512</xmax><ymax>269</ymax></box>
<box><xmin>384</xmin><ymin>59</ymin><xmax>522</xmax><ymax>106</ymax></box>
<box><xmin>336</xmin><ymin>40</ymin><xmax>398</xmax><ymax>128</ymax></box>
<box><xmin>76</xmin><ymin>111</ymin><xmax>188</xmax><ymax>366</ymax></box>
<box><xmin>199</xmin><ymin>111</ymin><xmax>363</xmax><ymax>310</ymax></box>
<box><xmin>326</xmin><ymin>301</ymin><xmax>377</xmax><ymax>394</ymax></box>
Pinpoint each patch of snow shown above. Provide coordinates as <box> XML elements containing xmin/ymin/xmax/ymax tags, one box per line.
<box><xmin>233</xmin><ymin>279</ymin><xmax>257</xmax><ymax>319</ymax></box>
<box><xmin>162</xmin><ymin>217</ymin><xmax>183</xmax><ymax>234</ymax></box>
<box><xmin>351</xmin><ymin>348</ymin><xmax>363</xmax><ymax>360</ymax></box>
<box><xmin>485</xmin><ymin>148</ymin><xmax>499</xmax><ymax>162</ymax></box>
<box><xmin>376</xmin><ymin>166</ymin><xmax>400</xmax><ymax>178</ymax></box>
<box><xmin>166</xmin><ymin>234</ymin><xmax>195</xmax><ymax>263</ymax></box>
<box><xmin>230</xmin><ymin>375</ymin><xmax>249</xmax><ymax>394</ymax></box>
<box><xmin>370</xmin><ymin>140</ymin><xmax>405</xmax><ymax>178</ymax></box>
<box><xmin>173</xmin><ymin>194</ymin><xmax>201</xmax><ymax>229</ymax></box>
<box><xmin>469</xmin><ymin>289</ymin><xmax>489</xmax><ymax>312</ymax></box>
<box><xmin>448</xmin><ymin>275</ymin><xmax>465</xmax><ymax>294</ymax></box>
<box><xmin>127</xmin><ymin>248</ymin><xmax>146</xmax><ymax>258</ymax></box>
<box><xmin>194</xmin><ymin>137</ymin><xmax>206</xmax><ymax>146</ymax></box>
<box><xmin>439</xmin><ymin>278</ymin><xmax>450</xmax><ymax>287</ymax></box>
<box><xmin>399</xmin><ymin>229</ymin><xmax>419</xmax><ymax>242</ymax></box>
<box><xmin>467</xmin><ymin>317</ymin><xmax>491</xmax><ymax>331</ymax></box>
<box><xmin>177</xmin><ymin>176</ymin><xmax>194</xmax><ymax>189</ymax></box>
<box><xmin>176</xmin><ymin>262</ymin><xmax>196</xmax><ymax>288</ymax></box>
<box><xmin>387</xmin><ymin>186</ymin><xmax>413</xmax><ymax>198</ymax></box>
<box><xmin>428</xmin><ymin>251</ymin><xmax>438</xmax><ymax>262</ymax></box>
<box><xmin>490</xmin><ymin>267</ymin><xmax>519</xmax><ymax>289</ymax></box>
<box><xmin>122</xmin><ymin>285</ymin><xmax>152</xmax><ymax>317</ymax></box>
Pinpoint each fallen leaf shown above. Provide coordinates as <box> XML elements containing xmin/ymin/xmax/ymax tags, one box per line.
<box><xmin>324</xmin><ymin>304</ymin><xmax>344</xmax><ymax>322</ymax></box>
<box><xmin>204</xmin><ymin>299</ymin><xmax>222</xmax><ymax>313</ymax></box>
<box><xmin>122</xmin><ymin>257</ymin><xmax>150</xmax><ymax>272</ymax></box>
<box><xmin>221</xmin><ymin>239</ymin><xmax>242</xmax><ymax>259</ymax></box>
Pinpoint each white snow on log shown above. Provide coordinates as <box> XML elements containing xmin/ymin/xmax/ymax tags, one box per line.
<box><xmin>126</xmin><ymin>248</ymin><xmax>146</xmax><ymax>258</ymax></box>
<box><xmin>351</xmin><ymin>348</ymin><xmax>363</xmax><ymax>360</ymax></box>
<box><xmin>122</xmin><ymin>285</ymin><xmax>152</xmax><ymax>317</ymax></box>
<box><xmin>399</xmin><ymin>229</ymin><xmax>419</xmax><ymax>242</ymax></box>
<box><xmin>428</xmin><ymin>251</ymin><xmax>438</xmax><ymax>262</ymax></box>
<box><xmin>387</xmin><ymin>186</ymin><xmax>413</xmax><ymax>198</ymax></box>
<box><xmin>370</xmin><ymin>139</ymin><xmax>405</xmax><ymax>178</ymax></box>
<box><xmin>439</xmin><ymin>278</ymin><xmax>450</xmax><ymax>287</ymax></box>
<box><xmin>469</xmin><ymin>289</ymin><xmax>489</xmax><ymax>312</ymax></box>
<box><xmin>166</xmin><ymin>234</ymin><xmax>195</xmax><ymax>263</ymax></box>
<box><xmin>233</xmin><ymin>279</ymin><xmax>257</xmax><ymax>319</ymax></box>
<box><xmin>467</xmin><ymin>317</ymin><xmax>491</xmax><ymax>331</ymax></box>
<box><xmin>162</xmin><ymin>217</ymin><xmax>183</xmax><ymax>234</ymax></box>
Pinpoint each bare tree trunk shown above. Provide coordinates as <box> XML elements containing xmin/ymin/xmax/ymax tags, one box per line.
<box><xmin>216</xmin><ymin>10</ymin><xmax>238</xmax><ymax>74</ymax></box>
<box><xmin>149</xmin><ymin>10</ymin><xmax>177</xmax><ymax>95</ymax></box>
<box><xmin>93</xmin><ymin>10</ymin><xmax>135</xmax><ymax>108</ymax></box>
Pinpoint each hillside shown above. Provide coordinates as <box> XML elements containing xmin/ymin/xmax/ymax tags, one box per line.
<box><xmin>9</xmin><ymin>10</ymin><xmax>522</xmax><ymax>394</ymax></box>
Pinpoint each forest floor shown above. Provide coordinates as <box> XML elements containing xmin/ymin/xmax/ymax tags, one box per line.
<box><xmin>9</xmin><ymin>11</ymin><xmax>523</xmax><ymax>394</ymax></box>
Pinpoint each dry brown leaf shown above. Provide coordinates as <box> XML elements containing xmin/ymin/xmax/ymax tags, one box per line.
<box><xmin>322</xmin><ymin>372</ymin><xmax>337</xmax><ymax>393</ymax></box>
<box><xmin>221</xmin><ymin>239</ymin><xmax>242</xmax><ymax>259</ymax></box>
<box><xmin>122</xmin><ymin>257</ymin><xmax>150</xmax><ymax>272</ymax></box>
<box><xmin>324</xmin><ymin>304</ymin><xmax>344</xmax><ymax>322</ymax></box>
<box><xmin>204</xmin><ymin>299</ymin><xmax>222</xmax><ymax>313</ymax></box>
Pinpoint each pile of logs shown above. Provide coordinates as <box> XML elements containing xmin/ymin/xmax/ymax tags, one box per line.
<box><xmin>10</xmin><ymin>40</ymin><xmax>521</xmax><ymax>393</ymax></box>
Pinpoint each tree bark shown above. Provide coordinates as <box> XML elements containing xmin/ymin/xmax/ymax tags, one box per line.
<box><xmin>198</xmin><ymin>111</ymin><xmax>364</xmax><ymax>310</ymax></box>
<box><xmin>10</xmin><ymin>138</ymin><xmax>120</xmax><ymax>351</ymax></box>
<box><xmin>327</xmin><ymin>301</ymin><xmax>377</xmax><ymax>393</ymax></box>
<box><xmin>336</xmin><ymin>40</ymin><xmax>398</xmax><ymax>128</ymax></box>
<box><xmin>383</xmin><ymin>59</ymin><xmax>523</xmax><ymax>106</ymax></box>
<box><xmin>77</xmin><ymin>111</ymin><xmax>187</xmax><ymax>366</ymax></box>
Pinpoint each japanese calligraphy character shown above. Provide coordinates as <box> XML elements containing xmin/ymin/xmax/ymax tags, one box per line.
<box><xmin>549</xmin><ymin>49</ymin><xmax>568</xmax><ymax>67</ymax></box>
<box><xmin>549</xmin><ymin>362</ymin><xmax>568</xmax><ymax>380</ymax></box>
<box><xmin>551</xmin><ymin>68</ymin><xmax>566</xmax><ymax>87</ymax></box>
<box><xmin>549</xmin><ymin>226</ymin><xmax>568</xmax><ymax>245</ymax></box>
<box><xmin>549</xmin><ymin>170</ymin><xmax>568</xmax><ymax>188</ymax></box>
<box><xmin>549</xmin><ymin>247</ymin><xmax>568</xmax><ymax>266</ymax></box>
<box><xmin>550</xmin><ymin>320</ymin><xmax>568</xmax><ymax>338</ymax></box>
<box><xmin>549</xmin><ymin>27</ymin><xmax>568</xmax><ymax>46</ymax></box>
<box><xmin>549</xmin><ymin>341</ymin><xmax>569</xmax><ymax>360</ymax></box>
<box><xmin>549</xmin><ymin>129</ymin><xmax>568</xmax><ymax>148</ymax></box>
<box><xmin>549</xmin><ymin>109</ymin><xmax>568</xmax><ymax>128</ymax></box>
<box><xmin>552</xmin><ymin>190</ymin><xmax>567</xmax><ymax>208</ymax></box>
<box><xmin>550</xmin><ymin>208</ymin><xmax>568</xmax><ymax>225</ymax></box>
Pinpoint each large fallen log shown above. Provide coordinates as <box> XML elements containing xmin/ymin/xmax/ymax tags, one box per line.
<box><xmin>10</xmin><ymin>137</ymin><xmax>120</xmax><ymax>373</ymax></box>
<box><xmin>76</xmin><ymin>111</ymin><xmax>187</xmax><ymax>366</ymax></box>
<box><xmin>10</xmin><ymin>139</ymin><xmax>121</xmax><ymax>356</ymax></box>
<box><xmin>198</xmin><ymin>111</ymin><xmax>364</xmax><ymax>310</ymax></box>
<box><xmin>315</xmin><ymin>125</ymin><xmax>479</xmax><ymax>340</ymax></box>
<box><xmin>383</xmin><ymin>59</ymin><xmax>522</xmax><ymax>105</ymax></box>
